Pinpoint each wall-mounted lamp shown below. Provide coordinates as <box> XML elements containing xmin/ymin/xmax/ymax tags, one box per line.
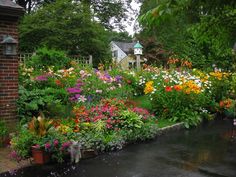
<box><xmin>1</xmin><ymin>35</ymin><xmax>18</xmax><ymax>56</ymax></box>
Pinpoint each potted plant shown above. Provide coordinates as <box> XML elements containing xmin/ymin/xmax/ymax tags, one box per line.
<box><xmin>31</xmin><ymin>144</ymin><xmax>51</xmax><ymax>164</ymax></box>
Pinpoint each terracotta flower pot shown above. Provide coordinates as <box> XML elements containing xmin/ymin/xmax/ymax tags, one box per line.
<box><xmin>31</xmin><ymin>148</ymin><xmax>51</xmax><ymax>164</ymax></box>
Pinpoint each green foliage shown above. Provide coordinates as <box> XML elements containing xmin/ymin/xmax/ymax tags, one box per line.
<box><xmin>120</xmin><ymin>110</ymin><xmax>143</xmax><ymax>129</ymax></box>
<box><xmin>157</xmin><ymin>119</ymin><xmax>175</xmax><ymax>128</ymax></box>
<box><xmin>108</xmin><ymin>31</ymin><xmax>133</xmax><ymax>42</ymax></box>
<box><xmin>0</xmin><ymin>120</ymin><xmax>8</xmax><ymax>137</ymax></box>
<box><xmin>26</xmin><ymin>48</ymin><xmax>71</xmax><ymax>71</ymax></box>
<box><xmin>17</xmin><ymin>86</ymin><xmax>57</xmax><ymax>121</ymax></box>
<box><xmin>171</xmin><ymin>109</ymin><xmax>202</xmax><ymax>128</ymax></box>
<box><xmin>28</xmin><ymin>115</ymin><xmax>53</xmax><ymax>137</ymax></box>
<box><xmin>132</xmin><ymin>95</ymin><xmax>153</xmax><ymax>111</ymax></box>
<box><xmin>19</xmin><ymin>0</ymin><xmax>111</xmax><ymax>65</ymax></box>
<box><xmin>139</xmin><ymin>0</ymin><xmax>236</xmax><ymax>70</ymax></box>
<box><xmin>11</xmin><ymin>128</ymin><xmax>36</xmax><ymax>158</ymax></box>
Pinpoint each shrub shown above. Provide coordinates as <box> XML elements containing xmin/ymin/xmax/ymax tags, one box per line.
<box><xmin>26</xmin><ymin>47</ymin><xmax>71</xmax><ymax>71</ymax></box>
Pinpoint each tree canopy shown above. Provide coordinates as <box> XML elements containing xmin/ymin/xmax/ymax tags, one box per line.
<box><xmin>19</xmin><ymin>0</ymin><xmax>111</xmax><ymax>65</ymax></box>
<box><xmin>16</xmin><ymin>0</ymin><xmax>131</xmax><ymax>30</ymax></box>
<box><xmin>139</xmin><ymin>0</ymin><xmax>236</xmax><ymax>69</ymax></box>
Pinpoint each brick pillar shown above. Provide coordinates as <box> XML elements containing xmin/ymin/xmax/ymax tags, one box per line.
<box><xmin>0</xmin><ymin>1</ymin><xmax>24</xmax><ymax>129</ymax></box>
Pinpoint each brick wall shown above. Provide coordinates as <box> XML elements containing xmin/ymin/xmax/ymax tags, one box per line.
<box><xmin>0</xmin><ymin>16</ymin><xmax>20</xmax><ymax>128</ymax></box>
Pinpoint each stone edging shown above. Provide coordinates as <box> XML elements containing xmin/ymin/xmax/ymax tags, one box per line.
<box><xmin>156</xmin><ymin>122</ymin><xmax>184</xmax><ymax>136</ymax></box>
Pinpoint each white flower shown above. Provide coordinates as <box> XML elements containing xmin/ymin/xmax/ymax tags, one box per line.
<box><xmin>96</xmin><ymin>90</ymin><xmax>103</xmax><ymax>93</ymax></box>
<box><xmin>79</xmin><ymin>70</ymin><xmax>85</xmax><ymax>75</ymax></box>
<box><xmin>78</xmin><ymin>95</ymin><xmax>87</xmax><ymax>103</ymax></box>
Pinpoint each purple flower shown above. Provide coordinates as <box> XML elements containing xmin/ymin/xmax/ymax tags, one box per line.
<box><xmin>35</xmin><ymin>75</ymin><xmax>48</xmax><ymax>81</ymax></box>
<box><xmin>35</xmin><ymin>73</ymin><xmax>52</xmax><ymax>81</ymax></box>
<box><xmin>67</xmin><ymin>88</ymin><xmax>82</xmax><ymax>93</ymax></box>
<box><xmin>104</xmin><ymin>72</ymin><xmax>111</xmax><ymax>79</ymax></box>
<box><xmin>87</xmin><ymin>95</ymin><xmax>92</xmax><ymax>102</ymax></box>
<box><xmin>115</xmin><ymin>75</ymin><xmax>122</xmax><ymax>82</ymax></box>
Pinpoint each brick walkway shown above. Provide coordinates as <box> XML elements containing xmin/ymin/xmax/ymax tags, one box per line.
<box><xmin>0</xmin><ymin>147</ymin><xmax>31</xmax><ymax>174</ymax></box>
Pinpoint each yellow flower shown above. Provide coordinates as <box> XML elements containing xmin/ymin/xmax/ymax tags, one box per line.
<box><xmin>209</xmin><ymin>71</ymin><xmax>230</xmax><ymax>80</ymax></box>
<box><xmin>144</xmin><ymin>81</ymin><xmax>154</xmax><ymax>94</ymax></box>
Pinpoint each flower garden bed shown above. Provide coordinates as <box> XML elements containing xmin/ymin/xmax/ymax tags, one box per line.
<box><xmin>9</xmin><ymin>51</ymin><xmax>236</xmax><ymax>164</ymax></box>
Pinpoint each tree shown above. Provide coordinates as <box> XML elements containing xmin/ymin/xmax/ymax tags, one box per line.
<box><xmin>139</xmin><ymin>0</ymin><xmax>236</xmax><ymax>69</ymax></box>
<box><xmin>108</xmin><ymin>31</ymin><xmax>133</xmax><ymax>42</ymax></box>
<box><xmin>16</xmin><ymin>0</ymin><xmax>131</xmax><ymax>30</ymax></box>
<box><xmin>19</xmin><ymin>0</ymin><xmax>111</xmax><ymax>65</ymax></box>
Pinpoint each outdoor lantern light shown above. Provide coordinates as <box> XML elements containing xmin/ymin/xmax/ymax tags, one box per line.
<box><xmin>134</xmin><ymin>41</ymin><xmax>143</xmax><ymax>70</ymax></box>
<box><xmin>1</xmin><ymin>35</ymin><xmax>18</xmax><ymax>55</ymax></box>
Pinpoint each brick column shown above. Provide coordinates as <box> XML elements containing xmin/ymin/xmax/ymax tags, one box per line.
<box><xmin>0</xmin><ymin>1</ymin><xmax>24</xmax><ymax>129</ymax></box>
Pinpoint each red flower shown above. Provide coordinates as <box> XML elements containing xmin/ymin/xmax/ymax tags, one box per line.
<box><xmin>173</xmin><ymin>85</ymin><xmax>182</xmax><ymax>91</ymax></box>
<box><xmin>165</xmin><ymin>86</ymin><xmax>172</xmax><ymax>92</ymax></box>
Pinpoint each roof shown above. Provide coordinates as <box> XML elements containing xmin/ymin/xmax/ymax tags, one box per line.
<box><xmin>0</xmin><ymin>0</ymin><xmax>23</xmax><ymax>9</ymax></box>
<box><xmin>113</xmin><ymin>41</ymin><xmax>136</xmax><ymax>53</ymax></box>
<box><xmin>0</xmin><ymin>0</ymin><xmax>24</xmax><ymax>17</ymax></box>
<box><xmin>134</xmin><ymin>41</ymin><xmax>143</xmax><ymax>49</ymax></box>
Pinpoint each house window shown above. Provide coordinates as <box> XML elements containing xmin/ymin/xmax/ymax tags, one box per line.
<box><xmin>112</xmin><ymin>50</ymin><xmax>118</xmax><ymax>58</ymax></box>
<box><xmin>128</xmin><ymin>61</ymin><xmax>136</xmax><ymax>69</ymax></box>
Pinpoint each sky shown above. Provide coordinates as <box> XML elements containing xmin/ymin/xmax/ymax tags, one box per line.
<box><xmin>118</xmin><ymin>0</ymin><xmax>141</xmax><ymax>36</ymax></box>
<box><xmin>126</xmin><ymin>0</ymin><xmax>141</xmax><ymax>35</ymax></box>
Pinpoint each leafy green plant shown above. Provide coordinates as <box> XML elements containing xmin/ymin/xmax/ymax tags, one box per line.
<box><xmin>11</xmin><ymin>128</ymin><xmax>36</xmax><ymax>158</ymax></box>
<box><xmin>18</xmin><ymin>86</ymin><xmax>58</xmax><ymax>121</ymax></box>
<box><xmin>120</xmin><ymin>110</ymin><xmax>143</xmax><ymax>129</ymax></box>
<box><xmin>0</xmin><ymin>120</ymin><xmax>8</xmax><ymax>147</ymax></box>
<box><xmin>0</xmin><ymin>120</ymin><xmax>8</xmax><ymax>137</ymax></box>
<box><xmin>26</xmin><ymin>47</ymin><xmax>71</xmax><ymax>71</ymax></box>
<box><xmin>28</xmin><ymin>114</ymin><xmax>53</xmax><ymax>137</ymax></box>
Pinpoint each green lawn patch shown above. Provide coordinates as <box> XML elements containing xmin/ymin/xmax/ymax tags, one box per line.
<box><xmin>132</xmin><ymin>95</ymin><xmax>152</xmax><ymax>111</ymax></box>
<box><xmin>157</xmin><ymin>119</ymin><xmax>176</xmax><ymax>128</ymax></box>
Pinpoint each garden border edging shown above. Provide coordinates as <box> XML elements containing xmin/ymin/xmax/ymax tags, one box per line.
<box><xmin>156</xmin><ymin>122</ymin><xmax>184</xmax><ymax>136</ymax></box>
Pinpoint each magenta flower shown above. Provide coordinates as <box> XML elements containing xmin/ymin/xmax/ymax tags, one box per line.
<box><xmin>35</xmin><ymin>73</ymin><xmax>52</xmax><ymax>81</ymax></box>
<box><xmin>45</xmin><ymin>142</ymin><xmax>51</xmax><ymax>150</ymax></box>
<box><xmin>9</xmin><ymin>150</ymin><xmax>22</xmax><ymax>162</ymax></box>
<box><xmin>61</xmin><ymin>141</ymin><xmax>71</xmax><ymax>150</ymax></box>
<box><xmin>54</xmin><ymin>139</ymin><xmax>59</xmax><ymax>147</ymax></box>
<box><xmin>67</xmin><ymin>88</ymin><xmax>82</xmax><ymax>93</ymax></box>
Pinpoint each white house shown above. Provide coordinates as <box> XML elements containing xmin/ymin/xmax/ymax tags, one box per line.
<box><xmin>110</xmin><ymin>41</ymin><xmax>135</xmax><ymax>61</ymax></box>
<box><xmin>110</xmin><ymin>41</ymin><xmax>137</xmax><ymax>69</ymax></box>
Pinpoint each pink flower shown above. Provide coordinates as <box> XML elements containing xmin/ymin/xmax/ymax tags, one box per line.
<box><xmin>54</xmin><ymin>139</ymin><xmax>59</xmax><ymax>147</ymax></box>
<box><xmin>45</xmin><ymin>142</ymin><xmax>51</xmax><ymax>150</ymax></box>
<box><xmin>32</xmin><ymin>144</ymin><xmax>40</xmax><ymax>149</ymax></box>
<box><xmin>79</xmin><ymin>70</ymin><xmax>85</xmax><ymax>75</ymax></box>
<box><xmin>61</xmin><ymin>141</ymin><xmax>71</xmax><ymax>150</ymax></box>
<box><xmin>79</xmin><ymin>95</ymin><xmax>87</xmax><ymax>102</ymax></box>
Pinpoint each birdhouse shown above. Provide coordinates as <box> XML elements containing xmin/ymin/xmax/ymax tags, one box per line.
<box><xmin>1</xmin><ymin>35</ymin><xmax>18</xmax><ymax>55</ymax></box>
<box><xmin>134</xmin><ymin>41</ymin><xmax>143</xmax><ymax>55</ymax></box>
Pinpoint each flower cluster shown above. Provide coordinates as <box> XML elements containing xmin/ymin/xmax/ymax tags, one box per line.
<box><xmin>95</xmin><ymin>70</ymin><xmax>122</xmax><ymax>84</ymax></box>
<box><xmin>71</xmin><ymin>98</ymin><xmax>155</xmax><ymax>132</ymax></box>
<box><xmin>181</xmin><ymin>80</ymin><xmax>201</xmax><ymax>94</ymax></box>
<box><xmin>209</xmin><ymin>71</ymin><xmax>230</xmax><ymax>80</ymax></box>
<box><xmin>219</xmin><ymin>99</ymin><xmax>232</xmax><ymax>109</ymax></box>
<box><xmin>144</xmin><ymin>81</ymin><xmax>154</xmax><ymax>94</ymax></box>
